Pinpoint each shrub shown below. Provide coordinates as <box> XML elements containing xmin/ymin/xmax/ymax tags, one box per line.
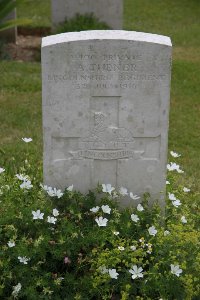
<box><xmin>0</xmin><ymin>143</ymin><xmax>200</xmax><ymax>299</ymax></box>
<box><xmin>0</xmin><ymin>0</ymin><xmax>31</xmax><ymax>33</ymax></box>
<box><xmin>54</xmin><ymin>13</ymin><xmax>110</xmax><ymax>34</ymax></box>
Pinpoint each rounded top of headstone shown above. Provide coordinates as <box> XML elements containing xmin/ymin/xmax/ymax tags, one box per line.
<box><xmin>42</xmin><ymin>30</ymin><xmax>172</xmax><ymax>48</ymax></box>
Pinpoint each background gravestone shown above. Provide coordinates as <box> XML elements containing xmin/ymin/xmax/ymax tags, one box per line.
<box><xmin>42</xmin><ymin>30</ymin><xmax>172</xmax><ymax>206</ymax></box>
<box><xmin>0</xmin><ymin>10</ymin><xmax>17</xmax><ymax>43</ymax></box>
<box><xmin>51</xmin><ymin>0</ymin><xmax>123</xmax><ymax>29</ymax></box>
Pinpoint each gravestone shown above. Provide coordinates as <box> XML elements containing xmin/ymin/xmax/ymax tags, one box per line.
<box><xmin>51</xmin><ymin>0</ymin><xmax>123</xmax><ymax>29</ymax></box>
<box><xmin>0</xmin><ymin>10</ymin><xmax>17</xmax><ymax>43</ymax></box>
<box><xmin>42</xmin><ymin>30</ymin><xmax>172</xmax><ymax>206</ymax></box>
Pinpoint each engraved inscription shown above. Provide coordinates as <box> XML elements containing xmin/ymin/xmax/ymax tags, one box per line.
<box><xmin>77</xmin><ymin>63</ymin><xmax>137</xmax><ymax>72</ymax></box>
<box><xmin>51</xmin><ymin>96</ymin><xmax>161</xmax><ymax>162</ymax></box>
<box><xmin>70</xmin><ymin>53</ymin><xmax>142</xmax><ymax>61</ymax></box>
<box><xmin>80</xmin><ymin>111</ymin><xmax>135</xmax><ymax>150</ymax></box>
<box><xmin>69</xmin><ymin>149</ymin><xmax>137</xmax><ymax>160</ymax></box>
<box><xmin>46</xmin><ymin>47</ymin><xmax>169</xmax><ymax>91</ymax></box>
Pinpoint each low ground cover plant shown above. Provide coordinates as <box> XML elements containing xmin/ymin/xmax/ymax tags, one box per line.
<box><xmin>0</xmin><ymin>140</ymin><xmax>199</xmax><ymax>299</ymax></box>
<box><xmin>54</xmin><ymin>13</ymin><xmax>110</xmax><ymax>34</ymax></box>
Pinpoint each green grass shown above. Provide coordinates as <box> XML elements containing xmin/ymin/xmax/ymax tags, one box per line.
<box><xmin>1</xmin><ymin>0</ymin><xmax>200</xmax><ymax>190</ymax></box>
<box><xmin>17</xmin><ymin>0</ymin><xmax>51</xmax><ymax>28</ymax></box>
<box><xmin>169</xmin><ymin>59</ymin><xmax>200</xmax><ymax>188</ymax></box>
<box><xmin>0</xmin><ymin>62</ymin><xmax>42</xmax><ymax>172</ymax></box>
<box><xmin>124</xmin><ymin>0</ymin><xmax>200</xmax><ymax>47</ymax></box>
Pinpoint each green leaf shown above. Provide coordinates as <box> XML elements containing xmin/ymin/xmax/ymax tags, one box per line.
<box><xmin>0</xmin><ymin>18</ymin><xmax>31</xmax><ymax>32</ymax></box>
<box><xmin>0</xmin><ymin>0</ymin><xmax>28</xmax><ymax>23</ymax></box>
<box><xmin>0</xmin><ymin>0</ymin><xmax>16</xmax><ymax>21</ymax></box>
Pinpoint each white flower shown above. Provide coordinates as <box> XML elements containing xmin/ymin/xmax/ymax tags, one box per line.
<box><xmin>47</xmin><ymin>216</ymin><xmax>57</xmax><ymax>224</ymax></box>
<box><xmin>12</xmin><ymin>283</ymin><xmax>22</xmax><ymax>297</ymax></box>
<box><xmin>8</xmin><ymin>240</ymin><xmax>15</xmax><ymax>248</ymax></box>
<box><xmin>95</xmin><ymin>216</ymin><xmax>108</xmax><ymax>227</ymax></box>
<box><xmin>147</xmin><ymin>249</ymin><xmax>152</xmax><ymax>254</ymax></box>
<box><xmin>113</xmin><ymin>231</ymin><xmax>119</xmax><ymax>236</ymax></box>
<box><xmin>108</xmin><ymin>268</ymin><xmax>119</xmax><ymax>279</ymax></box>
<box><xmin>119</xmin><ymin>186</ymin><xmax>128</xmax><ymax>196</ymax></box>
<box><xmin>170</xmin><ymin>264</ymin><xmax>182</xmax><ymax>277</ymax></box>
<box><xmin>57</xmin><ymin>277</ymin><xmax>64</xmax><ymax>281</ymax></box>
<box><xmin>46</xmin><ymin>187</ymin><xmax>55</xmax><ymax>197</ymax></box>
<box><xmin>137</xmin><ymin>204</ymin><xmax>144</xmax><ymax>211</ymax></box>
<box><xmin>181</xmin><ymin>216</ymin><xmax>187</xmax><ymax>224</ymax></box>
<box><xmin>118</xmin><ymin>246</ymin><xmax>125</xmax><ymax>251</ymax></box>
<box><xmin>22</xmin><ymin>137</ymin><xmax>32</xmax><ymax>143</ymax></box>
<box><xmin>167</xmin><ymin>162</ymin><xmax>184</xmax><ymax>173</ymax></box>
<box><xmin>47</xmin><ymin>187</ymin><xmax>63</xmax><ymax>198</ymax></box>
<box><xmin>146</xmin><ymin>243</ymin><xmax>152</xmax><ymax>254</ymax></box>
<box><xmin>40</xmin><ymin>184</ymin><xmax>63</xmax><ymax>198</ymax></box>
<box><xmin>168</xmin><ymin>192</ymin><xmax>177</xmax><ymax>201</ymax></box>
<box><xmin>52</xmin><ymin>208</ymin><xmax>59</xmax><ymax>217</ymax></box>
<box><xmin>90</xmin><ymin>206</ymin><xmax>100</xmax><ymax>213</ymax></box>
<box><xmin>99</xmin><ymin>265</ymin><xmax>108</xmax><ymax>274</ymax></box>
<box><xmin>148</xmin><ymin>226</ymin><xmax>157</xmax><ymax>236</ymax></box>
<box><xmin>47</xmin><ymin>187</ymin><xmax>56</xmax><ymax>196</ymax></box>
<box><xmin>32</xmin><ymin>209</ymin><xmax>44</xmax><ymax>220</ymax></box>
<box><xmin>20</xmin><ymin>180</ymin><xmax>33</xmax><ymax>190</ymax></box>
<box><xmin>164</xmin><ymin>230</ymin><xmax>170</xmax><ymax>236</ymax></box>
<box><xmin>40</xmin><ymin>183</ymin><xmax>49</xmax><ymax>191</ymax></box>
<box><xmin>16</xmin><ymin>174</ymin><xmax>29</xmax><ymax>181</ymax></box>
<box><xmin>102</xmin><ymin>183</ymin><xmax>115</xmax><ymax>195</ymax></box>
<box><xmin>170</xmin><ymin>151</ymin><xmax>181</xmax><ymax>158</ymax></box>
<box><xmin>0</xmin><ymin>167</ymin><xmax>5</xmax><ymax>174</ymax></box>
<box><xmin>168</xmin><ymin>193</ymin><xmax>181</xmax><ymax>208</ymax></box>
<box><xmin>183</xmin><ymin>187</ymin><xmax>190</xmax><ymax>193</ymax></box>
<box><xmin>166</xmin><ymin>180</ymin><xmax>170</xmax><ymax>185</ymax></box>
<box><xmin>129</xmin><ymin>265</ymin><xmax>144</xmax><ymax>279</ymax></box>
<box><xmin>167</xmin><ymin>162</ymin><xmax>177</xmax><ymax>171</ymax></box>
<box><xmin>130</xmin><ymin>245</ymin><xmax>136</xmax><ymax>251</ymax></box>
<box><xmin>55</xmin><ymin>188</ymin><xmax>63</xmax><ymax>198</ymax></box>
<box><xmin>18</xmin><ymin>256</ymin><xmax>30</xmax><ymax>264</ymax></box>
<box><xmin>131</xmin><ymin>214</ymin><xmax>139</xmax><ymax>223</ymax></box>
<box><xmin>130</xmin><ymin>192</ymin><xmax>140</xmax><ymax>200</ymax></box>
<box><xmin>67</xmin><ymin>184</ymin><xmax>73</xmax><ymax>192</ymax></box>
<box><xmin>172</xmin><ymin>200</ymin><xmax>181</xmax><ymax>208</ymax></box>
<box><xmin>139</xmin><ymin>237</ymin><xmax>145</xmax><ymax>243</ymax></box>
<box><xmin>101</xmin><ymin>204</ymin><xmax>111</xmax><ymax>214</ymax></box>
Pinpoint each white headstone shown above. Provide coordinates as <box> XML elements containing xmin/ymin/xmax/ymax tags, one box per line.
<box><xmin>51</xmin><ymin>0</ymin><xmax>123</xmax><ymax>29</ymax></box>
<box><xmin>42</xmin><ymin>30</ymin><xmax>172</xmax><ymax>206</ymax></box>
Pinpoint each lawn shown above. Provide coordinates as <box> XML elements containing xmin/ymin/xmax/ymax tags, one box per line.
<box><xmin>0</xmin><ymin>0</ymin><xmax>200</xmax><ymax>190</ymax></box>
<box><xmin>17</xmin><ymin>0</ymin><xmax>51</xmax><ymax>28</ymax></box>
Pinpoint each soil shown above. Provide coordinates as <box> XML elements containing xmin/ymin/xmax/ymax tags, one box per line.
<box><xmin>2</xmin><ymin>27</ymin><xmax>52</xmax><ymax>62</ymax></box>
<box><xmin>4</xmin><ymin>34</ymin><xmax>42</xmax><ymax>62</ymax></box>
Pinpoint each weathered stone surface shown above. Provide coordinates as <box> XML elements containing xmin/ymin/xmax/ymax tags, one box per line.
<box><xmin>42</xmin><ymin>30</ymin><xmax>172</xmax><ymax>206</ymax></box>
<box><xmin>0</xmin><ymin>10</ymin><xmax>17</xmax><ymax>43</ymax></box>
<box><xmin>51</xmin><ymin>0</ymin><xmax>123</xmax><ymax>29</ymax></box>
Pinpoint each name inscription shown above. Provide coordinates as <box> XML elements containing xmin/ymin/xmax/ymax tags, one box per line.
<box><xmin>46</xmin><ymin>49</ymin><xmax>169</xmax><ymax>91</ymax></box>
